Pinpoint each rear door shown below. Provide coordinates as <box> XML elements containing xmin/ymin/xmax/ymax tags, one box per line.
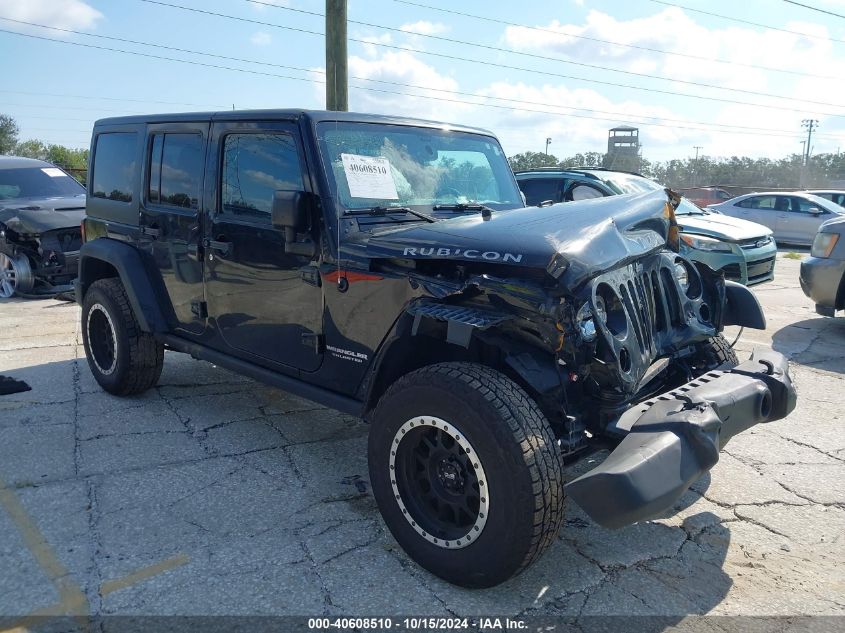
<box><xmin>139</xmin><ymin>123</ymin><xmax>208</xmax><ymax>335</ymax></box>
<box><xmin>733</xmin><ymin>195</ymin><xmax>779</xmax><ymax>231</ymax></box>
<box><xmin>202</xmin><ymin>119</ymin><xmax>323</xmax><ymax>373</ymax></box>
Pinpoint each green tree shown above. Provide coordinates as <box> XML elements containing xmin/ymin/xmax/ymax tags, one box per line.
<box><xmin>508</xmin><ymin>151</ymin><xmax>559</xmax><ymax>171</ymax></box>
<box><xmin>0</xmin><ymin>114</ymin><xmax>19</xmax><ymax>155</ymax></box>
<box><xmin>13</xmin><ymin>139</ymin><xmax>49</xmax><ymax>160</ymax></box>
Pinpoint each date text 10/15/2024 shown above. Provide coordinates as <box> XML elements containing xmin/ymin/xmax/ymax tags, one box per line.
<box><xmin>307</xmin><ymin>617</ymin><xmax>528</xmax><ymax>630</ymax></box>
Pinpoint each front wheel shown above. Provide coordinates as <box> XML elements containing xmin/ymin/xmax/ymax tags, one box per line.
<box><xmin>368</xmin><ymin>362</ymin><xmax>564</xmax><ymax>588</ymax></box>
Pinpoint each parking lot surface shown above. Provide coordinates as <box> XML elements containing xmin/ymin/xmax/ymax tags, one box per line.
<box><xmin>0</xmin><ymin>254</ymin><xmax>843</xmax><ymax>622</ymax></box>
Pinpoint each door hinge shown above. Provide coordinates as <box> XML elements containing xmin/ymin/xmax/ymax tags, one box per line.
<box><xmin>299</xmin><ymin>265</ymin><xmax>322</xmax><ymax>287</ymax></box>
<box><xmin>191</xmin><ymin>300</ymin><xmax>208</xmax><ymax>319</ymax></box>
<box><xmin>301</xmin><ymin>332</ymin><xmax>325</xmax><ymax>353</ymax></box>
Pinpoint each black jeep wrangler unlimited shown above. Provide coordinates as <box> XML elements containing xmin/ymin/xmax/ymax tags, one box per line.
<box><xmin>77</xmin><ymin>110</ymin><xmax>795</xmax><ymax>587</ymax></box>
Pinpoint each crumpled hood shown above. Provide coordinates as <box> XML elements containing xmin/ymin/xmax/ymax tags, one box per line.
<box><xmin>0</xmin><ymin>196</ymin><xmax>86</xmax><ymax>234</ymax></box>
<box><xmin>363</xmin><ymin>189</ymin><xmax>673</xmax><ymax>287</ymax></box>
<box><xmin>677</xmin><ymin>205</ymin><xmax>772</xmax><ymax>242</ymax></box>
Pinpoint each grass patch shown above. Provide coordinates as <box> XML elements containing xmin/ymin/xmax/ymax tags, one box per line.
<box><xmin>783</xmin><ymin>252</ymin><xmax>803</xmax><ymax>260</ymax></box>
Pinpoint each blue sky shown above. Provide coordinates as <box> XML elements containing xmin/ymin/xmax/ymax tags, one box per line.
<box><xmin>1</xmin><ymin>0</ymin><xmax>845</xmax><ymax>161</ymax></box>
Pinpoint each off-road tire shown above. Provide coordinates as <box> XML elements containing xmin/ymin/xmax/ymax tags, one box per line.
<box><xmin>697</xmin><ymin>334</ymin><xmax>739</xmax><ymax>369</ymax></box>
<box><xmin>368</xmin><ymin>362</ymin><xmax>564</xmax><ymax>588</ymax></box>
<box><xmin>81</xmin><ymin>278</ymin><xmax>164</xmax><ymax>396</ymax></box>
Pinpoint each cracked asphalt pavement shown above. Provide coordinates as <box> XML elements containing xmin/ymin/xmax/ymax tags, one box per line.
<box><xmin>0</xmin><ymin>253</ymin><xmax>843</xmax><ymax>620</ymax></box>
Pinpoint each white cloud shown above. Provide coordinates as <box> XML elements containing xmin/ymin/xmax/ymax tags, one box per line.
<box><xmin>399</xmin><ymin>21</ymin><xmax>449</xmax><ymax>36</ymax></box>
<box><xmin>0</xmin><ymin>0</ymin><xmax>102</xmax><ymax>33</ymax></box>
<box><xmin>250</xmin><ymin>31</ymin><xmax>272</xmax><ymax>46</ymax></box>
<box><xmin>348</xmin><ymin>51</ymin><xmax>468</xmax><ymax>122</ymax></box>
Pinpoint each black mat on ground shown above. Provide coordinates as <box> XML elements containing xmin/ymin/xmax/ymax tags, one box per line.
<box><xmin>0</xmin><ymin>375</ymin><xmax>31</xmax><ymax>395</ymax></box>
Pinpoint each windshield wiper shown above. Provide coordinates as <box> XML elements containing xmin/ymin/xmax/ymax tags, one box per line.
<box><xmin>345</xmin><ymin>206</ymin><xmax>435</xmax><ymax>223</ymax></box>
<box><xmin>432</xmin><ymin>202</ymin><xmax>494</xmax><ymax>219</ymax></box>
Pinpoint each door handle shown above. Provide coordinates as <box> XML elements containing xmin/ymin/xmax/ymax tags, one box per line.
<box><xmin>203</xmin><ymin>238</ymin><xmax>231</xmax><ymax>256</ymax></box>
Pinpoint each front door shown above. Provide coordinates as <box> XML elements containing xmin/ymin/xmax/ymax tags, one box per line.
<box><xmin>203</xmin><ymin>120</ymin><xmax>323</xmax><ymax>373</ymax></box>
<box><xmin>783</xmin><ymin>196</ymin><xmax>831</xmax><ymax>245</ymax></box>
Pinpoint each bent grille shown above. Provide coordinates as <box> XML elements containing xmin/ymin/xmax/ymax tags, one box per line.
<box><xmin>617</xmin><ymin>269</ymin><xmax>676</xmax><ymax>356</ymax></box>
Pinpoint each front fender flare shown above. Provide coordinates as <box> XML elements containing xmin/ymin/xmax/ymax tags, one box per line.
<box><xmin>722</xmin><ymin>280</ymin><xmax>766</xmax><ymax>329</ymax></box>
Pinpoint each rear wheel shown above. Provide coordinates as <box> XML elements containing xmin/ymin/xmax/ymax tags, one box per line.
<box><xmin>81</xmin><ymin>278</ymin><xmax>164</xmax><ymax>396</ymax></box>
<box><xmin>369</xmin><ymin>362</ymin><xmax>564</xmax><ymax>588</ymax></box>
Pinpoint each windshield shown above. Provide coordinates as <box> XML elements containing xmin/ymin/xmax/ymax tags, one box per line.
<box><xmin>601</xmin><ymin>173</ymin><xmax>663</xmax><ymax>195</ymax></box>
<box><xmin>316</xmin><ymin>122</ymin><xmax>523</xmax><ymax>214</ymax></box>
<box><xmin>675</xmin><ymin>198</ymin><xmax>708</xmax><ymax>215</ymax></box>
<box><xmin>0</xmin><ymin>167</ymin><xmax>85</xmax><ymax>201</ymax></box>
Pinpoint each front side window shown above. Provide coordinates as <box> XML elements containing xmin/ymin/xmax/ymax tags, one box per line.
<box><xmin>221</xmin><ymin>132</ymin><xmax>304</xmax><ymax>222</ymax></box>
<box><xmin>793</xmin><ymin>197</ymin><xmax>823</xmax><ymax>214</ymax></box>
<box><xmin>92</xmin><ymin>132</ymin><xmax>137</xmax><ymax>202</ymax></box>
<box><xmin>148</xmin><ymin>133</ymin><xmax>204</xmax><ymax>209</ymax></box>
<box><xmin>317</xmin><ymin>122</ymin><xmax>522</xmax><ymax>213</ymax></box>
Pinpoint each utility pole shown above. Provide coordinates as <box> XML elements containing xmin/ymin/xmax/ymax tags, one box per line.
<box><xmin>692</xmin><ymin>146</ymin><xmax>703</xmax><ymax>187</ymax></box>
<box><xmin>545</xmin><ymin>137</ymin><xmax>552</xmax><ymax>155</ymax></box>
<box><xmin>325</xmin><ymin>0</ymin><xmax>348</xmax><ymax>111</ymax></box>
<box><xmin>801</xmin><ymin>119</ymin><xmax>818</xmax><ymax>166</ymax></box>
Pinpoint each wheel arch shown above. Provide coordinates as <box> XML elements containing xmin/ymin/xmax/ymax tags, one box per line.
<box><xmin>78</xmin><ymin>239</ymin><xmax>172</xmax><ymax>333</ymax></box>
<box><xmin>361</xmin><ymin>306</ymin><xmax>566</xmax><ymax>428</ymax></box>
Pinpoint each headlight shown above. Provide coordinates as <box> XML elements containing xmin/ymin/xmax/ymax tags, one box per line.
<box><xmin>674</xmin><ymin>261</ymin><xmax>689</xmax><ymax>291</ymax></box>
<box><xmin>576</xmin><ymin>302</ymin><xmax>597</xmax><ymax>342</ymax></box>
<box><xmin>811</xmin><ymin>232</ymin><xmax>839</xmax><ymax>258</ymax></box>
<box><xmin>680</xmin><ymin>233</ymin><xmax>733</xmax><ymax>252</ymax></box>
<box><xmin>593</xmin><ymin>294</ymin><xmax>608</xmax><ymax>325</ymax></box>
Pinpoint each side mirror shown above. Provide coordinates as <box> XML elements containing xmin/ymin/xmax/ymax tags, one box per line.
<box><xmin>809</xmin><ymin>207</ymin><xmax>823</xmax><ymax>215</ymax></box>
<box><xmin>272</xmin><ymin>190</ymin><xmax>316</xmax><ymax>257</ymax></box>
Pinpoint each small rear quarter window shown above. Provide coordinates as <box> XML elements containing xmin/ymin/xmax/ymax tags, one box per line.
<box><xmin>92</xmin><ymin>132</ymin><xmax>137</xmax><ymax>203</ymax></box>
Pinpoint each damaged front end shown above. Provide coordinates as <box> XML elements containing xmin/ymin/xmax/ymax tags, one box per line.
<box><xmin>566</xmin><ymin>349</ymin><xmax>796</xmax><ymax>528</ymax></box>
<box><xmin>361</xmin><ymin>188</ymin><xmax>797</xmax><ymax>529</ymax></box>
<box><xmin>0</xmin><ymin>202</ymin><xmax>84</xmax><ymax>297</ymax></box>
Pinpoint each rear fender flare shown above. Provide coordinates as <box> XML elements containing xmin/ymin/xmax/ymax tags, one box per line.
<box><xmin>77</xmin><ymin>239</ymin><xmax>171</xmax><ymax>333</ymax></box>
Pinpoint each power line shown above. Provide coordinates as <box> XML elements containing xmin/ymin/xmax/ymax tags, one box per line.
<box><xmin>392</xmin><ymin>0</ymin><xmax>840</xmax><ymax>81</ymax></box>
<box><xmin>4</xmin><ymin>20</ymin><xmax>841</xmax><ymax>139</ymax></box>
<box><xmin>0</xmin><ymin>89</ymin><xmax>227</xmax><ymax>108</ymax></box>
<box><xmin>230</xmin><ymin>0</ymin><xmax>845</xmax><ymax>110</ymax></box>
<box><xmin>647</xmin><ymin>0</ymin><xmax>845</xmax><ymax>45</ymax></box>
<box><xmin>137</xmin><ymin>0</ymin><xmax>845</xmax><ymax>117</ymax></box>
<box><xmin>783</xmin><ymin>0</ymin><xmax>845</xmax><ymax>19</ymax></box>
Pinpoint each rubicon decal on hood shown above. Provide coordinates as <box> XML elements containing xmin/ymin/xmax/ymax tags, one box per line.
<box><xmin>402</xmin><ymin>247</ymin><xmax>524</xmax><ymax>263</ymax></box>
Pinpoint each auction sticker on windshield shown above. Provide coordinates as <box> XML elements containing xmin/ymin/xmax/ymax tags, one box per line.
<box><xmin>341</xmin><ymin>154</ymin><xmax>399</xmax><ymax>200</ymax></box>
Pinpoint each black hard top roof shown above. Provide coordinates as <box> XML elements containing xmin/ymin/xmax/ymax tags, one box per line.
<box><xmin>0</xmin><ymin>156</ymin><xmax>54</xmax><ymax>169</ymax></box>
<box><xmin>93</xmin><ymin>109</ymin><xmax>496</xmax><ymax>137</ymax></box>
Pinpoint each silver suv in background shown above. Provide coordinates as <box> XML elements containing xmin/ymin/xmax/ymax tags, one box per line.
<box><xmin>800</xmin><ymin>215</ymin><xmax>845</xmax><ymax>316</ymax></box>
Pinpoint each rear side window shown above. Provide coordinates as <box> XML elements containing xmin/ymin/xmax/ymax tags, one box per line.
<box><xmin>518</xmin><ymin>178</ymin><xmax>562</xmax><ymax>206</ymax></box>
<box><xmin>221</xmin><ymin>132</ymin><xmax>303</xmax><ymax>222</ymax></box>
<box><xmin>92</xmin><ymin>132</ymin><xmax>137</xmax><ymax>202</ymax></box>
<box><xmin>148</xmin><ymin>133</ymin><xmax>204</xmax><ymax>209</ymax></box>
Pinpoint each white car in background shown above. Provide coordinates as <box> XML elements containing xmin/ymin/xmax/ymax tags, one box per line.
<box><xmin>707</xmin><ymin>191</ymin><xmax>845</xmax><ymax>246</ymax></box>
